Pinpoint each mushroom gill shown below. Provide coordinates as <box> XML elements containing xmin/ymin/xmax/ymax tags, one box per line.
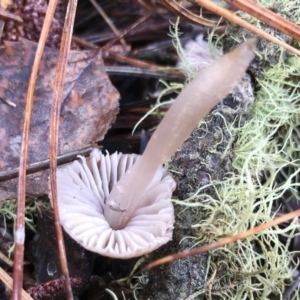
<box><xmin>56</xmin><ymin>149</ymin><xmax>176</xmax><ymax>259</ymax></box>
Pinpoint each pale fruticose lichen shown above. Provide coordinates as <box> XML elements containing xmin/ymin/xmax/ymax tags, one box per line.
<box><xmin>185</xmin><ymin>55</ymin><xmax>300</xmax><ymax>300</ymax></box>
<box><xmin>133</xmin><ymin>11</ymin><xmax>300</xmax><ymax>299</ymax></box>
<box><xmin>169</xmin><ymin>3</ymin><xmax>300</xmax><ymax>299</ymax></box>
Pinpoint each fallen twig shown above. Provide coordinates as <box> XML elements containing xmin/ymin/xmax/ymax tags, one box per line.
<box><xmin>142</xmin><ymin>208</ymin><xmax>300</xmax><ymax>271</ymax></box>
<box><xmin>13</xmin><ymin>0</ymin><xmax>60</xmax><ymax>299</ymax></box>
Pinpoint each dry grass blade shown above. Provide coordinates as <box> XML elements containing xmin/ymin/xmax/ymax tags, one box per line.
<box><xmin>0</xmin><ymin>7</ymin><xmax>23</xmax><ymax>23</ymax></box>
<box><xmin>12</xmin><ymin>0</ymin><xmax>59</xmax><ymax>299</ymax></box>
<box><xmin>90</xmin><ymin>0</ymin><xmax>127</xmax><ymax>47</ymax></box>
<box><xmin>159</xmin><ymin>0</ymin><xmax>218</xmax><ymax>27</ymax></box>
<box><xmin>0</xmin><ymin>267</ymin><xmax>33</xmax><ymax>300</ymax></box>
<box><xmin>49</xmin><ymin>0</ymin><xmax>78</xmax><ymax>299</ymax></box>
<box><xmin>101</xmin><ymin>8</ymin><xmax>156</xmax><ymax>51</ymax></box>
<box><xmin>107</xmin><ymin>51</ymin><xmax>163</xmax><ymax>70</ymax></box>
<box><xmin>194</xmin><ymin>0</ymin><xmax>300</xmax><ymax>56</ymax></box>
<box><xmin>142</xmin><ymin>208</ymin><xmax>300</xmax><ymax>271</ymax></box>
<box><xmin>223</xmin><ymin>0</ymin><xmax>300</xmax><ymax>41</ymax></box>
<box><xmin>0</xmin><ymin>147</ymin><xmax>93</xmax><ymax>182</ymax></box>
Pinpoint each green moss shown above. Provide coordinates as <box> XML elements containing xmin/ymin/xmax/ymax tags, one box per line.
<box><xmin>0</xmin><ymin>197</ymin><xmax>49</xmax><ymax>257</ymax></box>
<box><xmin>0</xmin><ymin>197</ymin><xmax>50</xmax><ymax>237</ymax></box>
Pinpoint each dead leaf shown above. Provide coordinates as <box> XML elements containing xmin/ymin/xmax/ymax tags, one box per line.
<box><xmin>0</xmin><ymin>39</ymin><xmax>119</xmax><ymax>201</ymax></box>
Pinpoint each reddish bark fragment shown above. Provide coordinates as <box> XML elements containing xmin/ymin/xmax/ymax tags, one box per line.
<box><xmin>0</xmin><ymin>39</ymin><xmax>119</xmax><ymax>201</ymax></box>
<box><xmin>27</xmin><ymin>277</ymin><xmax>84</xmax><ymax>300</ymax></box>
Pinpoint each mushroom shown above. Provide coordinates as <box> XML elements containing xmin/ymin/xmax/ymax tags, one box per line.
<box><xmin>56</xmin><ymin>40</ymin><xmax>255</xmax><ymax>259</ymax></box>
<box><xmin>56</xmin><ymin>150</ymin><xmax>176</xmax><ymax>259</ymax></box>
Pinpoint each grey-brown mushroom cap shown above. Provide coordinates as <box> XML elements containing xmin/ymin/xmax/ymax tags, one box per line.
<box><xmin>56</xmin><ymin>149</ymin><xmax>176</xmax><ymax>259</ymax></box>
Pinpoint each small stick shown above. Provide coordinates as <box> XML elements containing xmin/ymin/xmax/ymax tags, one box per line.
<box><xmin>13</xmin><ymin>0</ymin><xmax>59</xmax><ymax>299</ymax></box>
<box><xmin>105</xmin><ymin>65</ymin><xmax>184</xmax><ymax>80</ymax></box>
<box><xmin>72</xmin><ymin>36</ymin><xmax>98</xmax><ymax>49</ymax></box>
<box><xmin>71</xmin><ymin>37</ymin><xmax>183</xmax><ymax>79</ymax></box>
<box><xmin>0</xmin><ymin>7</ymin><xmax>23</xmax><ymax>23</ymax></box>
<box><xmin>0</xmin><ymin>146</ymin><xmax>93</xmax><ymax>182</ymax></box>
<box><xmin>101</xmin><ymin>8</ymin><xmax>156</xmax><ymax>51</ymax></box>
<box><xmin>0</xmin><ymin>251</ymin><xmax>13</xmax><ymax>267</ymax></box>
<box><xmin>107</xmin><ymin>51</ymin><xmax>164</xmax><ymax>70</ymax></box>
<box><xmin>159</xmin><ymin>0</ymin><xmax>218</xmax><ymax>27</ymax></box>
<box><xmin>0</xmin><ymin>97</ymin><xmax>16</xmax><ymax>107</ymax></box>
<box><xmin>49</xmin><ymin>0</ymin><xmax>78</xmax><ymax>298</ymax></box>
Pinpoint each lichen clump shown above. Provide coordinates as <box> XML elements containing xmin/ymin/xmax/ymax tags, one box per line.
<box><xmin>162</xmin><ymin>8</ymin><xmax>300</xmax><ymax>299</ymax></box>
<box><xmin>174</xmin><ymin>6</ymin><xmax>300</xmax><ymax>300</ymax></box>
<box><xmin>185</xmin><ymin>54</ymin><xmax>300</xmax><ymax>299</ymax></box>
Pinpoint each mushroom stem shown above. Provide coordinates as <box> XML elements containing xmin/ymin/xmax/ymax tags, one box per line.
<box><xmin>104</xmin><ymin>39</ymin><xmax>256</xmax><ymax>230</ymax></box>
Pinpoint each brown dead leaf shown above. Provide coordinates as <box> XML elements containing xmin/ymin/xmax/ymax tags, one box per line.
<box><xmin>0</xmin><ymin>39</ymin><xmax>119</xmax><ymax>201</ymax></box>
